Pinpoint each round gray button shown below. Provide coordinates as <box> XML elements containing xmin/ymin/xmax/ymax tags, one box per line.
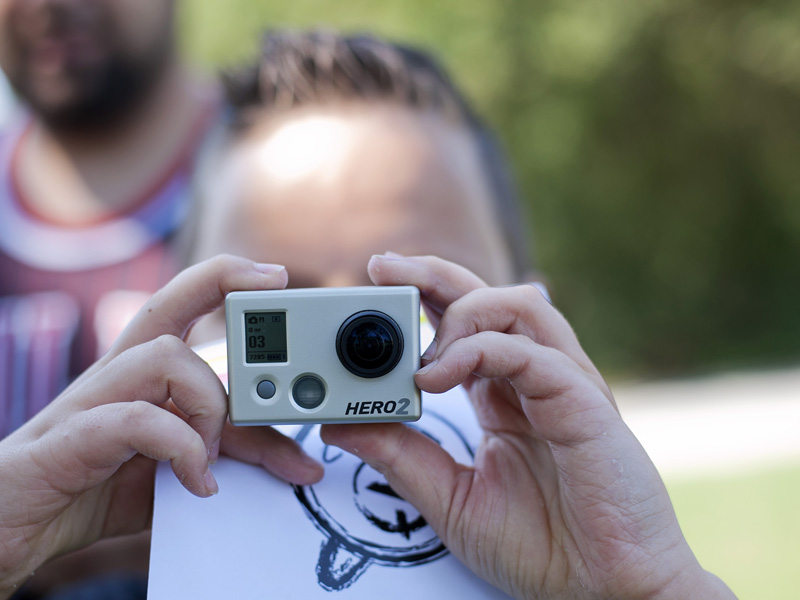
<box><xmin>292</xmin><ymin>375</ymin><xmax>326</xmax><ymax>409</ymax></box>
<box><xmin>256</xmin><ymin>380</ymin><xmax>276</xmax><ymax>399</ymax></box>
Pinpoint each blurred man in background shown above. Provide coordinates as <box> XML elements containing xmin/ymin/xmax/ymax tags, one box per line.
<box><xmin>0</xmin><ymin>2</ymin><xmax>218</xmax><ymax>597</ymax></box>
<box><xmin>0</xmin><ymin>0</ymin><xmax>218</xmax><ymax>437</ymax></box>
<box><xmin>0</xmin><ymin>67</ymin><xmax>16</xmax><ymax>128</ymax></box>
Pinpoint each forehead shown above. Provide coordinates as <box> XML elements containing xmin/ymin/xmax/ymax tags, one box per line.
<box><xmin>203</xmin><ymin>104</ymin><xmax>513</xmax><ymax>285</ymax></box>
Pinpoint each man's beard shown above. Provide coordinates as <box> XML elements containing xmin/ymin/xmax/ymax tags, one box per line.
<box><xmin>20</xmin><ymin>50</ymin><xmax>170</xmax><ymax>136</ymax></box>
<box><xmin>2</xmin><ymin>0</ymin><xmax>177</xmax><ymax>135</ymax></box>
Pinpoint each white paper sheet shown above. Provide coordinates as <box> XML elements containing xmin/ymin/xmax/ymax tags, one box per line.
<box><xmin>148</xmin><ymin>342</ymin><xmax>512</xmax><ymax>599</ymax></box>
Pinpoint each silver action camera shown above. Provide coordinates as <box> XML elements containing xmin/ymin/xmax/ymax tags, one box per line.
<box><xmin>225</xmin><ymin>287</ymin><xmax>421</xmax><ymax>425</ymax></box>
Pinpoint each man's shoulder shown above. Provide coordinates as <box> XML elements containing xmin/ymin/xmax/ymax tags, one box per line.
<box><xmin>0</xmin><ymin>69</ymin><xmax>17</xmax><ymax>132</ymax></box>
<box><xmin>0</xmin><ymin>110</ymin><xmax>28</xmax><ymax>153</ymax></box>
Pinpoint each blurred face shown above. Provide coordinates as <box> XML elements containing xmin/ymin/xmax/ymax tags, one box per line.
<box><xmin>0</xmin><ymin>0</ymin><xmax>175</xmax><ymax>130</ymax></box>
<box><xmin>194</xmin><ymin>103</ymin><xmax>515</xmax><ymax>290</ymax></box>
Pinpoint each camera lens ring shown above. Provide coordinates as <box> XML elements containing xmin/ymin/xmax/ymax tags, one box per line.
<box><xmin>336</xmin><ymin>310</ymin><xmax>404</xmax><ymax>379</ymax></box>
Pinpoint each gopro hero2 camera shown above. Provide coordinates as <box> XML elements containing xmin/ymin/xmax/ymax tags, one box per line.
<box><xmin>225</xmin><ymin>286</ymin><xmax>421</xmax><ymax>425</ymax></box>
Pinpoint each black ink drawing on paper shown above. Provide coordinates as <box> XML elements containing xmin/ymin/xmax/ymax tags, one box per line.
<box><xmin>293</xmin><ymin>409</ymin><xmax>474</xmax><ymax>592</ymax></box>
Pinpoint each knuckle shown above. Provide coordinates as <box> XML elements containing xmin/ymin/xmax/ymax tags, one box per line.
<box><xmin>449</xmin><ymin>288</ymin><xmax>506</xmax><ymax>333</ymax></box>
<box><xmin>416</xmin><ymin>254</ymin><xmax>443</xmax><ymax>267</ymax></box>
<box><xmin>149</xmin><ymin>334</ymin><xmax>188</xmax><ymax>361</ymax></box>
<box><xmin>504</xmin><ymin>285</ymin><xmax>548</xmax><ymax>325</ymax></box>
<box><xmin>516</xmin><ymin>282</ymin><xmax>545</xmax><ymax>304</ymax></box>
<box><xmin>124</xmin><ymin>399</ymin><xmax>156</xmax><ymax>423</ymax></box>
<box><xmin>207</xmin><ymin>253</ymin><xmax>233</xmax><ymax>271</ymax></box>
<box><xmin>206</xmin><ymin>253</ymin><xmax>247</xmax><ymax>279</ymax></box>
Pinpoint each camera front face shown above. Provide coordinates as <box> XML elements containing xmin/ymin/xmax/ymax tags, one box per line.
<box><xmin>225</xmin><ymin>287</ymin><xmax>421</xmax><ymax>425</ymax></box>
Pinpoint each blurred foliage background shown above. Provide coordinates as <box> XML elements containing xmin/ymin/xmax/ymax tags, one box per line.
<box><xmin>179</xmin><ymin>0</ymin><xmax>800</xmax><ymax>380</ymax></box>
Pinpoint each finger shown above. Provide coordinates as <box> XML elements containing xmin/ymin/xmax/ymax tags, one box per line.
<box><xmin>65</xmin><ymin>335</ymin><xmax>227</xmax><ymax>452</ymax></box>
<box><xmin>219</xmin><ymin>422</ymin><xmax>324</xmax><ymax>485</ymax></box>
<box><xmin>367</xmin><ymin>254</ymin><xmax>487</xmax><ymax>329</ymax></box>
<box><xmin>320</xmin><ymin>423</ymin><xmax>464</xmax><ymax>536</ymax></box>
<box><xmin>46</xmin><ymin>401</ymin><xmax>217</xmax><ymax>497</ymax></box>
<box><xmin>67</xmin><ymin>256</ymin><xmax>287</xmax><ymax>392</ymax></box>
<box><xmin>109</xmin><ymin>255</ymin><xmax>288</xmax><ymax>358</ymax></box>
<box><xmin>428</xmin><ymin>285</ymin><xmax>610</xmax><ymax>398</ymax></box>
<box><xmin>415</xmin><ymin>331</ymin><xmax>618</xmax><ymax>444</ymax></box>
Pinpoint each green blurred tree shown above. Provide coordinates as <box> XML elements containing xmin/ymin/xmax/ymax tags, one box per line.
<box><xmin>180</xmin><ymin>0</ymin><xmax>800</xmax><ymax>378</ymax></box>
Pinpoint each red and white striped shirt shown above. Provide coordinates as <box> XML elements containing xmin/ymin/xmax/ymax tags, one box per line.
<box><xmin>0</xmin><ymin>110</ymin><xmax>215</xmax><ymax>436</ymax></box>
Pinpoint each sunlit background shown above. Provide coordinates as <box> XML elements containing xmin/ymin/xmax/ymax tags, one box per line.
<box><xmin>181</xmin><ymin>0</ymin><xmax>800</xmax><ymax>379</ymax></box>
<box><xmin>0</xmin><ymin>1</ymin><xmax>783</xmax><ymax>597</ymax></box>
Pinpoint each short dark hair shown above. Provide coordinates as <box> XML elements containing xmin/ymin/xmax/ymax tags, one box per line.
<box><xmin>222</xmin><ymin>29</ymin><xmax>533</xmax><ymax>277</ymax></box>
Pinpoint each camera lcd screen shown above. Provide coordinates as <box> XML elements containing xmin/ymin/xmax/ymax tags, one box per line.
<box><xmin>244</xmin><ymin>312</ymin><xmax>287</xmax><ymax>363</ymax></box>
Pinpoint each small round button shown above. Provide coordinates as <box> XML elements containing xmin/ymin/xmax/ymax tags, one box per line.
<box><xmin>256</xmin><ymin>380</ymin><xmax>276</xmax><ymax>399</ymax></box>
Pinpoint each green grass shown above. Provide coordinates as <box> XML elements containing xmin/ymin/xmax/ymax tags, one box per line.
<box><xmin>665</xmin><ymin>463</ymin><xmax>800</xmax><ymax>599</ymax></box>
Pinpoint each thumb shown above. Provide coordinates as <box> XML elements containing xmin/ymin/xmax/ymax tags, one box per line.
<box><xmin>319</xmin><ymin>423</ymin><xmax>467</xmax><ymax>537</ymax></box>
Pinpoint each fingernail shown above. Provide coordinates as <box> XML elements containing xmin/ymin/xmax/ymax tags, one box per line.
<box><xmin>208</xmin><ymin>438</ymin><xmax>221</xmax><ymax>464</ymax></box>
<box><xmin>373</xmin><ymin>252</ymin><xmax>403</xmax><ymax>262</ymax></box>
<box><xmin>383</xmin><ymin>250</ymin><xmax>404</xmax><ymax>258</ymax></box>
<box><xmin>204</xmin><ymin>467</ymin><xmax>219</xmax><ymax>496</ymax></box>
<box><xmin>416</xmin><ymin>359</ymin><xmax>438</xmax><ymax>375</ymax></box>
<box><xmin>421</xmin><ymin>338</ymin><xmax>438</xmax><ymax>362</ymax></box>
<box><xmin>253</xmin><ymin>262</ymin><xmax>286</xmax><ymax>274</ymax></box>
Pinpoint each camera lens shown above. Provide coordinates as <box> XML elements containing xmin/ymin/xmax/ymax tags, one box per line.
<box><xmin>336</xmin><ymin>311</ymin><xmax>404</xmax><ymax>378</ymax></box>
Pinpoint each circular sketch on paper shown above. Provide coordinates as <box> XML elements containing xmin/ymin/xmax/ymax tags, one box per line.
<box><xmin>293</xmin><ymin>409</ymin><xmax>474</xmax><ymax>591</ymax></box>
